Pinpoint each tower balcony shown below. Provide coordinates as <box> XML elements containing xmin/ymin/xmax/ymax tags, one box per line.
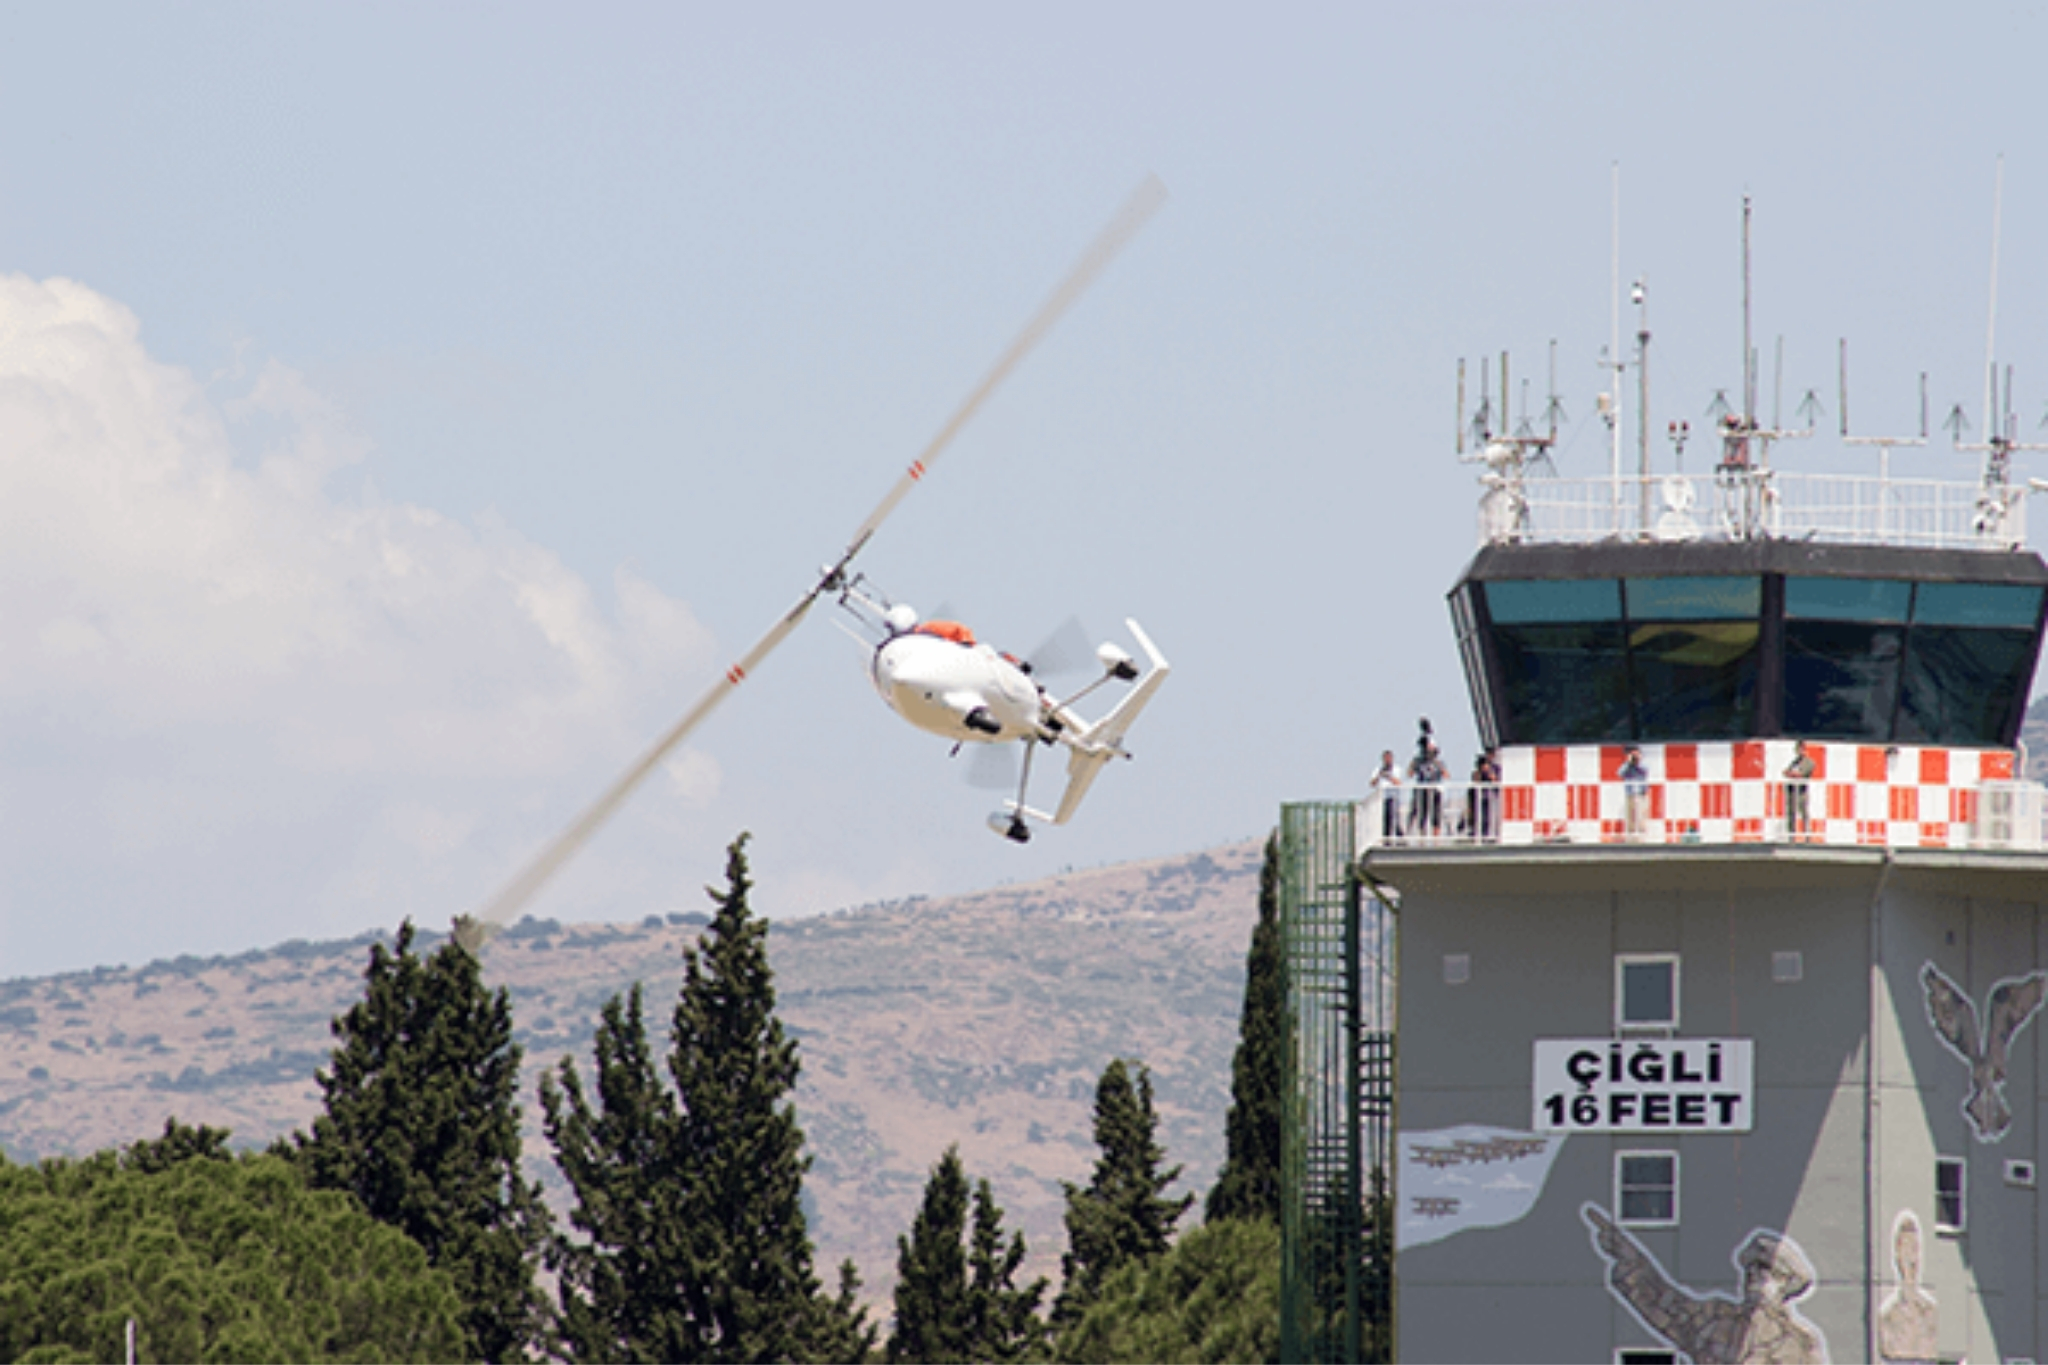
<box><xmin>1359</xmin><ymin>739</ymin><xmax>2045</xmax><ymax>855</ymax></box>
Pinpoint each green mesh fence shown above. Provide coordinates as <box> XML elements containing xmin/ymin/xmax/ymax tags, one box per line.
<box><xmin>1279</xmin><ymin>802</ymin><xmax>1397</xmax><ymax>1363</ymax></box>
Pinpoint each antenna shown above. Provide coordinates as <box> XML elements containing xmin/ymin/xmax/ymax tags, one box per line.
<box><xmin>1609</xmin><ymin>163</ymin><xmax>1624</xmax><ymax>516</ymax></box>
<box><xmin>1459</xmin><ymin>345</ymin><xmax>1560</xmax><ymax>544</ymax></box>
<box><xmin>1456</xmin><ymin>357</ymin><xmax>1467</xmax><ymax>455</ymax></box>
<box><xmin>1546</xmin><ymin>338</ymin><xmax>1566</xmax><ymax>438</ymax></box>
<box><xmin>1742</xmin><ymin>195</ymin><xmax>1755</xmax><ymax>426</ymax></box>
<box><xmin>1711</xmin><ymin>195</ymin><xmax>1812</xmax><ymax>538</ymax></box>
<box><xmin>1985</xmin><ymin>154</ymin><xmax>2004</xmax><ymax>448</ymax></box>
<box><xmin>1839</xmin><ymin>337</ymin><xmax>1925</xmax><ymax>539</ymax></box>
<box><xmin>1636</xmin><ymin>275</ymin><xmax>1652</xmax><ymax>530</ymax></box>
<box><xmin>1951</xmin><ymin>155</ymin><xmax>2044</xmax><ymax>541</ymax></box>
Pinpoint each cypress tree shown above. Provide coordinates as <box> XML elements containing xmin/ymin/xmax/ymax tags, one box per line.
<box><xmin>888</xmin><ymin>1148</ymin><xmax>972</xmax><ymax>1363</ymax></box>
<box><xmin>1206</xmin><ymin>831</ymin><xmax>1285</xmax><ymax>1224</ymax></box>
<box><xmin>541</xmin><ymin>983</ymin><xmax>689</xmax><ymax>1360</ymax></box>
<box><xmin>291</xmin><ymin>920</ymin><xmax>552</xmax><ymax>1361</ymax></box>
<box><xmin>889</xmin><ymin>1149</ymin><xmax>1046</xmax><ymax>1365</ymax></box>
<box><xmin>544</xmin><ymin>833</ymin><xmax>873</xmax><ymax>1363</ymax></box>
<box><xmin>966</xmin><ymin>1176</ymin><xmax>1048</xmax><ymax>1362</ymax></box>
<box><xmin>1052</xmin><ymin>1058</ymin><xmax>1193</xmax><ymax>1330</ymax></box>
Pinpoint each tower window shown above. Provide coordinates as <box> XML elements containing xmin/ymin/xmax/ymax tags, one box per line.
<box><xmin>1936</xmin><ymin>1157</ymin><xmax>1966</xmax><ymax>1232</ymax></box>
<box><xmin>1616</xmin><ymin>955</ymin><xmax>1679</xmax><ymax>1031</ymax></box>
<box><xmin>1616</xmin><ymin>1151</ymin><xmax>1678</xmax><ymax>1226</ymax></box>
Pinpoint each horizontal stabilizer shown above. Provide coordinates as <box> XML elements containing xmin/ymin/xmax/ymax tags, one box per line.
<box><xmin>1045</xmin><ymin>619</ymin><xmax>1169</xmax><ymax>826</ymax></box>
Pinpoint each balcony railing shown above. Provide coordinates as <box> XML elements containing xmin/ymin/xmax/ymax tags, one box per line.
<box><xmin>1476</xmin><ymin>470</ymin><xmax>2026</xmax><ymax>552</ymax></box>
<box><xmin>1357</xmin><ymin>780</ymin><xmax>2048</xmax><ymax>855</ymax></box>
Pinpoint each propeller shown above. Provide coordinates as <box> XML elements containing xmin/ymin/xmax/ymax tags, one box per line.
<box><xmin>963</xmin><ymin>741</ymin><xmax>1023</xmax><ymax>791</ymax></box>
<box><xmin>1020</xmin><ymin>616</ymin><xmax>1093</xmax><ymax>680</ymax></box>
<box><xmin>456</xmin><ymin>176</ymin><xmax>1168</xmax><ymax>948</ymax></box>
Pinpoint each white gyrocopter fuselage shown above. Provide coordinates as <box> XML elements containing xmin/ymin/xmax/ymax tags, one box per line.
<box><xmin>872</xmin><ymin>621</ymin><xmax>1040</xmax><ymax>743</ymax></box>
<box><xmin>858</xmin><ymin>600</ymin><xmax>1169</xmax><ymax>842</ymax></box>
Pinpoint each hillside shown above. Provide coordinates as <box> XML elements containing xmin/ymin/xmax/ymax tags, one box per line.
<box><xmin>0</xmin><ymin>838</ymin><xmax>1265</xmax><ymax>1300</ymax></box>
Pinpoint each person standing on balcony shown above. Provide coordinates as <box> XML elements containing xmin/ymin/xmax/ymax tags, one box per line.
<box><xmin>1410</xmin><ymin>739</ymin><xmax>1446</xmax><ymax>838</ymax></box>
<box><xmin>1370</xmin><ymin>749</ymin><xmax>1403</xmax><ymax>841</ymax></box>
<box><xmin>1469</xmin><ymin>748</ymin><xmax>1500</xmax><ymax>841</ymax></box>
<box><xmin>1621</xmin><ymin>746</ymin><xmax>1650</xmax><ymax>840</ymax></box>
<box><xmin>1785</xmin><ymin>741</ymin><xmax>1816</xmax><ymax>840</ymax></box>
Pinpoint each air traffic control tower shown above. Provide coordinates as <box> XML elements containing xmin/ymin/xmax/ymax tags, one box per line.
<box><xmin>1279</xmin><ymin>403</ymin><xmax>2048</xmax><ymax>1362</ymax></box>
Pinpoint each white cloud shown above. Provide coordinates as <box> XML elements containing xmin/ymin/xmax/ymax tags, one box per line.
<box><xmin>0</xmin><ymin>273</ymin><xmax>720</xmax><ymax>973</ymax></box>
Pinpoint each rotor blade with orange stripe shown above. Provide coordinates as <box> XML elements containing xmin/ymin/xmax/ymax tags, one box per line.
<box><xmin>470</xmin><ymin>589</ymin><xmax>822</xmax><ymax>930</ymax></box>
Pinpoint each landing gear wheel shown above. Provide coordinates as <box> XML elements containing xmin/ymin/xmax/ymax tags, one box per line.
<box><xmin>1005</xmin><ymin>818</ymin><xmax>1031</xmax><ymax>844</ymax></box>
<box><xmin>964</xmin><ymin>707</ymin><xmax>1002</xmax><ymax>736</ymax></box>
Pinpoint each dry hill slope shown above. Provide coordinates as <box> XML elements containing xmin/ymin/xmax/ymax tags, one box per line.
<box><xmin>0</xmin><ymin>838</ymin><xmax>1264</xmax><ymax>1296</ymax></box>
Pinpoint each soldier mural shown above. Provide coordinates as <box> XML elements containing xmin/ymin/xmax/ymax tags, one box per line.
<box><xmin>1583</xmin><ymin>1205</ymin><xmax>1828</xmax><ymax>1364</ymax></box>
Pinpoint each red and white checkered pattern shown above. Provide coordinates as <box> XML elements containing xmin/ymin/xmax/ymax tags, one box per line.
<box><xmin>1497</xmin><ymin>742</ymin><xmax>2030</xmax><ymax>849</ymax></box>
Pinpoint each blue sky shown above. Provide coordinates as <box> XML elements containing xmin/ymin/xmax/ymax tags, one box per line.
<box><xmin>5</xmin><ymin>2</ymin><xmax>2048</xmax><ymax>976</ymax></box>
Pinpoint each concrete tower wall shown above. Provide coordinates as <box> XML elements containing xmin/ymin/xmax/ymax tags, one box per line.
<box><xmin>1382</xmin><ymin>849</ymin><xmax>2048</xmax><ymax>1364</ymax></box>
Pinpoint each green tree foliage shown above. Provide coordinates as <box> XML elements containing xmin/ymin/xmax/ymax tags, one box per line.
<box><xmin>290</xmin><ymin>920</ymin><xmax>552</xmax><ymax>1361</ymax></box>
<box><xmin>542</xmin><ymin>982</ymin><xmax>690</xmax><ymax>1361</ymax></box>
<box><xmin>1055</xmin><ymin>1216</ymin><xmax>1279</xmax><ymax>1365</ymax></box>
<box><xmin>542</xmin><ymin>834</ymin><xmax>874</xmax><ymax>1363</ymax></box>
<box><xmin>889</xmin><ymin>1147</ymin><xmax>970</xmax><ymax>1364</ymax></box>
<box><xmin>122</xmin><ymin>1116</ymin><xmax>233</xmax><ymax>1174</ymax></box>
<box><xmin>0</xmin><ymin>1147</ymin><xmax>466</xmax><ymax>1364</ymax></box>
<box><xmin>1052</xmin><ymin>1058</ymin><xmax>1193</xmax><ymax>1330</ymax></box>
<box><xmin>966</xmin><ymin>1176</ymin><xmax>1049</xmax><ymax>1362</ymax></box>
<box><xmin>1206</xmin><ymin>832</ymin><xmax>1284</xmax><ymax>1226</ymax></box>
<box><xmin>887</xmin><ymin>1147</ymin><xmax>1046</xmax><ymax>1364</ymax></box>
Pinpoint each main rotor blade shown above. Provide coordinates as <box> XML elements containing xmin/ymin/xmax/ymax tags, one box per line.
<box><xmin>471</xmin><ymin>588</ymin><xmax>822</xmax><ymax>930</ymax></box>
<box><xmin>465</xmin><ymin>176</ymin><xmax>1166</xmax><ymax>933</ymax></box>
<box><xmin>828</xmin><ymin>174</ymin><xmax>1167</xmax><ymax>572</ymax></box>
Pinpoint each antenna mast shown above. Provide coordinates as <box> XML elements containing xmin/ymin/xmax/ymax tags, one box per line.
<box><xmin>1953</xmin><ymin>154</ymin><xmax>2044</xmax><ymax>541</ymax></box>
<box><xmin>1608</xmin><ymin>163</ymin><xmax>1624</xmax><ymax>519</ymax></box>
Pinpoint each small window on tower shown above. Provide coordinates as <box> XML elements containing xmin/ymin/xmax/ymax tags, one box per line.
<box><xmin>1616</xmin><ymin>1151</ymin><xmax>1678</xmax><ymax>1227</ymax></box>
<box><xmin>1936</xmin><ymin>1157</ymin><xmax>1966</xmax><ymax>1233</ymax></box>
<box><xmin>1616</xmin><ymin>955</ymin><xmax>1680</xmax><ymax>1032</ymax></box>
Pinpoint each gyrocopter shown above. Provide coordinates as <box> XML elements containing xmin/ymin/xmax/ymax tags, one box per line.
<box><xmin>461</xmin><ymin>177</ymin><xmax>1170</xmax><ymax>942</ymax></box>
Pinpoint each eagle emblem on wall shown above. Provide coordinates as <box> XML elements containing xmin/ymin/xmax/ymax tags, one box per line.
<box><xmin>1920</xmin><ymin>961</ymin><xmax>2047</xmax><ymax>1142</ymax></box>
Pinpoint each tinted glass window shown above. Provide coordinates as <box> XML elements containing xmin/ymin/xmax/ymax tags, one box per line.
<box><xmin>1619</xmin><ymin>959</ymin><xmax>1677</xmax><ymax>1027</ymax></box>
<box><xmin>1629</xmin><ymin>621</ymin><xmax>1759</xmax><ymax>739</ymax></box>
<box><xmin>1618</xmin><ymin>1152</ymin><xmax>1678</xmax><ymax>1224</ymax></box>
<box><xmin>1785</xmin><ymin>576</ymin><xmax>1912</xmax><ymax>622</ymax></box>
<box><xmin>1782</xmin><ymin>621</ymin><xmax>1903</xmax><ymax>738</ymax></box>
<box><xmin>1913</xmin><ymin>582</ymin><xmax>2045</xmax><ymax>628</ymax></box>
<box><xmin>1491</xmin><ymin>621</ymin><xmax>1632</xmax><ymax>742</ymax></box>
<box><xmin>1896</xmin><ymin>627</ymin><xmax>2036</xmax><ymax>745</ymax></box>
<box><xmin>1625</xmin><ymin>576</ymin><xmax>1760</xmax><ymax>620</ymax></box>
<box><xmin>1485</xmin><ymin>578</ymin><xmax>1622</xmax><ymax>623</ymax></box>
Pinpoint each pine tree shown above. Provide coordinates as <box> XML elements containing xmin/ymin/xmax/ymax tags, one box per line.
<box><xmin>291</xmin><ymin>920</ymin><xmax>552</xmax><ymax>1361</ymax></box>
<box><xmin>543</xmin><ymin>834</ymin><xmax>873</xmax><ymax>1363</ymax></box>
<box><xmin>1054</xmin><ymin>1216</ymin><xmax>1280</xmax><ymax>1365</ymax></box>
<box><xmin>0</xmin><ymin>1148</ymin><xmax>468</xmax><ymax>1363</ymax></box>
<box><xmin>122</xmin><ymin>1115</ymin><xmax>234</xmax><ymax>1173</ymax></box>
<box><xmin>1206</xmin><ymin>831</ymin><xmax>1285</xmax><ymax>1225</ymax></box>
<box><xmin>1052</xmin><ymin>1058</ymin><xmax>1193</xmax><ymax>1330</ymax></box>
